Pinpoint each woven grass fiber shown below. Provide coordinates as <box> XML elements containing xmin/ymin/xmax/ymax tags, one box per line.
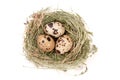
<box><xmin>24</xmin><ymin>8</ymin><xmax>97</xmax><ymax>72</ymax></box>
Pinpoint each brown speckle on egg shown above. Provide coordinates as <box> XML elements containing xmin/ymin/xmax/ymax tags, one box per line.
<box><xmin>42</xmin><ymin>40</ymin><xmax>44</xmax><ymax>43</ymax></box>
<box><xmin>67</xmin><ymin>38</ymin><xmax>71</xmax><ymax>42</ymax></box>
<box><xmin>46</xmin><ymin>48</ymin><xmax>50</xmax><ymax>50</ymax></box>
<box><xmin>56</xmin><ymin>50</ymin><xmax>60</xmax><ymax>53</ymax></box>
<box><xmin>56</xmin><ymin>45</ymin><xmax>58</xmax><ymax>47</ymax></box>
<box><xmin>62</xmin><ymin>24</ymin><xmax>64</xmax><ymax>27</ymax></box>
<box><xmin>67</xmin><ymin>38</ymin><xmax>69</xmax><ymax>40</ymax></box>
<box><xmin>47</xmin><ymin>37</ymin><xmax>51</xmax><ymax>41</ymax></box>
<box><xmin>57</xmin><ymin>39</ymin><xmax>61</xmax><ymax>42</ymax></box>
<box><xmin>48</xmin><ymin>22</ymin><xmax>53</xmax><ymax>28</ymax></box>
<box><xmin>53</xmin><ymin>30</ymin><xmax>58</xmax><ymax>35</ymax></box>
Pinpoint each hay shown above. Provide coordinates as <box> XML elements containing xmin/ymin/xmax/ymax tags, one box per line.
<box><xmin>24</xmin><ymin>8</ymin><xmax>97</xmax><ymax>72</ymax></box>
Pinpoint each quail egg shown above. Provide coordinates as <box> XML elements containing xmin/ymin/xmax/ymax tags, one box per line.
<box><xmin>55</xmin><ymin>35</ymin><xmax>73</xmax><ymax>54</ymax></box>
<box><xmin>44</xmin><ymin>21</ymin><xmax>65</xmax><ymax>38</ymax></box>
<box><xmin>37</xmin><ymin>35</ymin><xmax>55</xmax><ymax>52</ymax></box>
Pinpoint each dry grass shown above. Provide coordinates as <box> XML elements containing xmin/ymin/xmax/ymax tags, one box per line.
<box><xmin>23</xmin><ymin>8</ymin><xmax>97</xmax><ymax>72</ymax></box>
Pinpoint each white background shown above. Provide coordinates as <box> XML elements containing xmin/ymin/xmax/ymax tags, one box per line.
<box><xmin>0</xmin><ymin>0</ymin><xmax>120</xmax><ymax>80</ymax></box>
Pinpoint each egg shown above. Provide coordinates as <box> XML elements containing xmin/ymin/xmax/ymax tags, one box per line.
<box><xmin>55</xmin><ymin>35</ymin><xmax>73</xmax><ymax>54</ymax></box>
<box><xmin>44</xmin><ymin>21</ymin><xmax>65</xmax><ymax>38</ymax></box>
<box><xmin>37</xmin><ymin>35</ymin><xmax>55</xmax><ymax>52</ymax></box>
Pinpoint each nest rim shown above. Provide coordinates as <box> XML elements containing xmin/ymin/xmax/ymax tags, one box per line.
<box><xmin>24</xmin><ymin>8</ymin><xmax>97</xmax><ymax>71</ymax></box>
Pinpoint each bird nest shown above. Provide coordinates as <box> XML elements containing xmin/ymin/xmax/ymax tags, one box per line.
<box><xmin>24</xmin><ymin>8</ymin><xmax>97</xmax><ymax>72</ymax></box>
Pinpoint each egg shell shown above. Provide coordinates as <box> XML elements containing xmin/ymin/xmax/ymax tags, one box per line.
<box><xmin>55</xmin><ymin>35</ymin><xmax>73</xmax><ymax>54</ymax></box>
<box><xmin>37</xmin><ymin>35</ymin><xmax>55</xmax><ymax>52</ymax></box>
<box><xmin>44</xmin><ymin>22</ymin><xmax>65</xmax><ymax>38</ymax></box>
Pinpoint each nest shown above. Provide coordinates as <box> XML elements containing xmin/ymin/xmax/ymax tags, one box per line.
<box><xmin>24</xmin><ymin>8</ymin><xmax>97</xmax><ymax>72</ymax></box>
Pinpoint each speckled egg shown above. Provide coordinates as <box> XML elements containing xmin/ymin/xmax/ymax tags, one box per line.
<box><xmin>37</xmin><ymin>35</ymin><xmax>55</xmax><ymax>52</ymax></box>
<box><xmin>55</xmin><ymin>35</ymin><xmax>73</xmax><ymax>54</ymax></box>
<box><xmin>44</xmin><ymin>21</ymin><xmax>65</xmax><ymax>38</ymax></box>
